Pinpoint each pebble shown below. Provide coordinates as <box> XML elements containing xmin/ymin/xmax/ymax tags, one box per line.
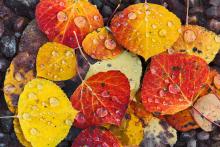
<box><xmin>0</xmin><ymin>35</ymin><xmax>17</xmax><ymax>58</ymax></box>
<box><xmin>205</xmin><ymin>6</ymin><xmax>220</xmax><ymax>19</ymax></box>
<box><xmin>197</xmin><ymin>131</ymin><xmax>210</xmax><ymax>141</ymax></box>
<box><xmin>102</xmin><ymin>5</ymin><xmax>113</xmax><ymax>17</ymax></box>
<box><xmin>187</xmin><ymin>139</ymin><xmax>197</xmax><ymax>147</ymax></box>
<box><xmin>180</xmin><ymin>130</ymin><xmax>196</xmax><ymax>141</ymax></box>
<box><xmin>0</xmin><ymin>57</ymin><xmax>9</xmax><ymax>72</ymax></box>
<box><xmin>0</xmin><ymin>111</ymin><xmax>13</xmax><ymax>133</ymax></box>
<box><xmin>212</xmin><ymin>142</ymin><xmax>220</xmax><ymax>147</ymax></box>
<box><xmin>13</xmin><ymin>17</ymin><xmax>28</xmax><ymax>32</ymax></box>
<box><xmin>208</xmin><ymin>19</ymin><xmax>220</xmax><ymax>33</ymax></box>
<box><xmin>209</xmin><ymin>0</ymin><xmax>220</xmax><ymax>6</ymax></box>
<box><xmin>0</xmin><ymin>21</ymin><xmax>4</xmax><ymax>38</ymax></box>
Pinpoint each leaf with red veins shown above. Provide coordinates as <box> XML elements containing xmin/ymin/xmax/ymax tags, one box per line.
<box><xmin>141</xmin><ymin>53</ymin><xmax>209</xmax><ymax>115</ymax></box>
<box><xmin>71</xmin><ymin>71</ymin><xmax>130</xmax><ymax>128</ymax></box>
<box><xmin>36</xmin><ymin>0</ymin><xmax>104</xmax><ymax>48</ymax></box>
<box><xmin>72</xmin><ymin>127</ymin><xmax>121</xmax><ymax>147</ymax></box>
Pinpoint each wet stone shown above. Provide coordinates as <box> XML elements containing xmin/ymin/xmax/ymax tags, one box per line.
<box><xmin>0</xmin><ymin>111</ymin><xmax>13</xmax><ymax>133</ymax></box>
<box><xmin>197</xmin><ymin>131</ymin><xmax>210</xmax><ymax>141</ymax></box>
<box><xmin>0</xmin><ymin>35</ymin><xmax>17</xmax><ymax>58</ymax></box>
<box><xmin>187</xmin><ymin>139</ymin><xmax>197</xmax><ymax>147</ymax></box>
<box><xmin>180</xmin><ymin>130</ymin><xmax>196</xmax><ymax>141</ymax></box>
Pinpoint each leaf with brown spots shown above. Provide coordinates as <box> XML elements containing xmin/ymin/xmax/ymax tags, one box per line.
<box><xmin>71</xmin><ymin>71</ymin><xmax>130</xmax><ymax>128</ymax></box>
<box><xmin>4</xmin><ymin>52</ymin><xmax>36</xmax><ymax>113</ymax></box>
<box><xmin>36</xmin><ymin>42</ymin><xmax>77</xmax><ymax>81</ymax></box>
<box><xmin>36</xmin><ymin>0</ymin><xmax>104</xmax><ymax>48</ymax></box>
<box><xmin>110</xmin><ymin>3</ymin><xmax>181</xmax><ymax>60</ymax></box>
<box><xmin>72</xmin><ymin>127</ymin><xmax>121</xmax><ymax>147</ymax></box>
<box><xmin>165</xmin><ymin>108</ymin><xmax>199</xmax><ymax>132</ymax></box>
<box><xmin>141</xmin><ymin>53</ymin><xmax>209</xmax><ymax>115</ymax></box>
<box><xmin>82</xmin><ymin>27</ymin><xmax>123</xmax><ymax>60</ymax></box>
<box><xmin>172</xmin><ymin>25</ymin><xmax>220</xmax><ymax>63</ymax></box>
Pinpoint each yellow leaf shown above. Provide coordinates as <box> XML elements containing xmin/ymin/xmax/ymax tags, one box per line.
<box><xmin>36</xmin><ymin>42</ymin><xmax>77</xmax><ymax>81</ymax></box>
<box><xmin>172</xmin><ymin>25</ymin><xmax>220</xmax><ymax>63</ymax></box>
<box><xmin>4</xmin><ymin>52</ymin><xmax>35</xmax><ymax>113</ymax></box>
<box><xmin>18</xmin><ymin>78</ymin><xmax>78</xmax><ymax>147</ymax></box>
<box><xmin>111</xmin><ymin>3</ymin><xmax>181</xmax><ymax>59</ymax></box>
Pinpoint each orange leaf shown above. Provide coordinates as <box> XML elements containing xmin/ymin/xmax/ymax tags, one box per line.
<box><xmin>82</xmin><ymin>27</ymin><xmax>123</xmax><ymax>60</ymax></box>
<box><xmin>72</xmin><ymin>127</ymin><xmax>121</xmax><ymax>147</ymax></box>
<box><xmin>36</xmin><ymin>0</ymin><xmax>104</xmax><ymax>48</ymax></box>
<box><xmin>71</xmin><ymin>71</ymin><xmax>130</xmax><ymax>128</ymax></box>
<box><xmin>165</xmin><ymin>108</ymin><xmax>199</xmax><ymax>132</ymax></box>
<box><xmin>141</xmin><ymin>53</ymin><xmax>209</xmax><ymax>115</ymax></box>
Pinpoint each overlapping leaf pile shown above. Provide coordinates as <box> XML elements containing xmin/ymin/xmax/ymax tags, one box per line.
<box><xmin>2</xmin><ymin>0</ymin><xmax>220</xmax><ymax>146</ymax></box>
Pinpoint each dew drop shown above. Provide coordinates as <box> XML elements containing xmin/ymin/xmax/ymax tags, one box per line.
<box><xmin>163</xmin><ymin>101</ymin><xmax>168</xmax><ymax>106</ymax></box>
<box><xmin>65</xmin><ymin>119</ymin><xmax>72</xmax><ymax>126</ymax></box>
<box><xmin>93</xmin><ymin>39</ymin><xmax>98</xmax><ymax>44</ymax></box>
<box><xmin>4</xmin><ymin>84</ymin><xmax>16</xmax><ymax>94</ymax></box>
<box><xmin>167</xmin><ymin>21</ymin><xmax>173</xmax><ymax>27</ymax></box>
<box><xmin>159</xmin><ymin>29</ymin><xmax>167</xmax><ymax>37</ymax></box>
<box><xmin>152</xmin><ymin>39</ymin><xmax>156</xmax><ymax>42</ymax></box>
<box><xmin>60</xmin><ymin>68</ymin><xmax>64</xmax><ymax>72</ymax></box>
<box><xmin>168</xmin><ymin>84</ymin><xmax>180</xmax><ymax>94</ymax></box>
<box><xmin>152</xmin><ymin>24</ymin><xmax>157</xmax><ymax>29</ymax></box>
<box><xmin>53</xmin><ymin>75</ymin><xmax>58</xmax><ymax>79</ymax></box>
<box><xmin>96</xmin><ymin>107</ymin><xmax>108</xmax><ymax>118</ymax></box>
<box><xmin>37</xmin><ymin>84</ymin><xmax>43</xmax><ymax>90</ymax></box>
<box><xmin>49</xmin><ymin>97</ymin><xmax>59</xmax><ymax>107</ymax></box>
<box><xmin>65</xmin><ymin>50</ymin><xmax>73</xmax><ymax>57</ymax></box>
<box><xmin>74</xmin><ymin>16</ymin><xmax>87</xmax><ymax>28</ymax></box>
<box><xmin>146</xmin><ymin>10</ymin><xmax>151</xmax><ymax>15</ymax></box>
<box><xmin>128</xmin><ymin>12</ymin><xmax>137</xmax><ymax>20</ymax></box>
<box><xmin>31</xmin><ymin>105</ymin><xmax>38</xmax><ymax>111</ymax></box>
<box><xmin>102</xmin><ymin>142</ymin><xmax>110</xmax><ymax>147</ymax></box>
<box><xmin>148</xmin><ymin>97</ymin><xmax>153</xmax><ymax>102</ymax></box>
<box><xmin>155</xmin><ymin>99</ymin><xmax>160</xmax><ymax>103</ymax></box>
<box><xmin>51</xmin><ymin>50</ymin><xmax>59</xmax><ymax>57</ymax></box>
<box><xmin>30</xmin><ymin>128</ymin><xmax>38</xmax><ymax>136</ymax></box>
<box><xmin>22</xmin><ymin>113</ymin><xmax>31</xmax><ymax>120</ymax></box>
<box><xmin>101</xmin><ymin>90</ymin><xmax>110</xmax><ymax>98</ymax></box>
<box><xmin>184</xmin><ymin>30</ymin><xmax>196</xmax><ymax>43</ymax></box>
<box><xmin>93</xmin><ymin>15</ymin><xmax>99</xmax><ymax>21</ymax></box>
<box><xmin>59</xmin><ymin>2</ymin><xmax>65</xmax><ymax>6</ymax></box>
<box><xmin>99</xmin><ymin>35</ymin><xmax>105</xmax><ymax>40</ymax></box>
<box><xmin>28</xmin><ymin>92</ymin><xmax>37</xmax><ymax>100</ymax></box>
<box><xmin>14</xmin><ymin>72</ymin><xmax>24</xmax><ymax>82</ymax></box>
<box><xmin>167</xmin><ymin>48</ymin><xmax>175</xmax><ymax>54</ymax></box>
<box><xmin>104</xmin><ymin>39</ymin><xmax>116</xmax><ymax>50</ymax></box>
<box><xmin>112</xmin><ymin>96</ymin><xmax>122</xmax><ymax>104</ymax></box>
<box><xmin>61</xmin><ymin>60</ymin><xmax>67</xmax><ymax>65</ymax></box>
<box><xmin>159</xmin><ymin>89</ymin><xmax>165</xmax><ymax>97</ymax></box>
<box><xmin>57</xmin><ymin>11</ymin><xmax>68</xmax><ymax>22</ymax></box>
<box><xmin>150</xmin><ymin>67</ymin><xmax>157</xmax><ymax>75</ymax></box>
<box><xmin>75</xmin><ymin>112</ymin><xmax>86</xmax><ymax>123</ymax></box>
<box><xmin>215</xmin><ymin>35</ymin><xmax>220</xmax><ymax>43</ymax></box>
<box><xmin>42</xmin><ymin>101</ymin><xmax>48</xmax><ymax>107</ymax></box>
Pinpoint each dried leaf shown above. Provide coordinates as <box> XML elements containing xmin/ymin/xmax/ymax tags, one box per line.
<box><xmin>172</xmin><ymin>25</ymin><xmax>220</xmax><ymax>63</ymax></box>
<box><xmin>71</xmin><ymin>71</ymin><xmax>130</xmax><ymax>128</ymax></box>
<box><xmin>165</xmin><ymin>109</ymin><xmax>199</xmax><ymax>132</ymax></box>
<box><xmin>192</xmin><ymin>94</ymin><xmax>220</xmax><ymax>132</ymax></box>
<box><xmin>141</xmin><ymin>53</ymin><xmax>209</xmax><ymax>115</ymax></box>
<box><xmin>142</xmin><ymin>117</ymin><xmax>177</xmax><ymax>146</ymax></box>
<box><xmin>36</xmin><ymin>0</ymin><xmax>104</xmax><ymax>48</ymax></box>
<box><xmin>82</xmin><ymin>27</ymin><xmax>123</xmax><ymax>60</ymax></box>
<box><xmin>72</xmin><ymin>127</ymin><xmax>121</xmax><ymax>147</ymax></box>
<box><xmin>109</xmin><ymin>109</ymin><xmax>144</xmax><ymax>146</ymax></box>
<box><xmin>86</xmin><ymin>51</ymin><xmax>142</xmax><ymax>96</ymax></box>
<box><xmin>14</xmin><ymin>118</ymin><xmax>31</xmax><ymax>147</ymax></box>
<box><xmin>4</xmin><ymin>52</ymin><xmax>35</xmax><ymax>113</ymax></box>
<box><xmin>111</xmin><ymin>3</ymin><xmax>181</xmax><ymax>59</ymax></box>
<box><xmin>18</xmin><ymin>78</ymin><xmax>78</xmax><ymax>147</ymax></box>
<box><xmin>36</xmin><ymin>42</ymin><xmax>77</xmax><ymax>81</ymax></box>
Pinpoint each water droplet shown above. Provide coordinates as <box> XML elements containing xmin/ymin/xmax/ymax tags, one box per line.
<box><xmin>40</xmin><ymin>64</ymin><xmax>45</xmax><ymax>69</ymax></box>
<box><xmin>93</xmin><ymin>15</ymin><xmax>99</xmax><ymax>21</ymax></box>
<box><xmin>31</xmin><ymin>105</ymin><xmax>38</xmax><ymax>110</ymax></box>
<box><xmin>14</xmin><ymin>72</ymin><xmax>24</xmax><ymax>82</ymax></box>
<box><xmin>152</xmin><ymin>24</ymin><xmax>157</xmax><ymax>29</ymax></box>
<box><xmin>22</xmin><ymin>113</ymin><xmax>31</xmax><ymax>120</ymax></box>
<box><xmin>57</xmin><ymin>11</ymin><xmax>68</xmax><ymax>22</ymax></box>
<box><xmin>112</xmin><ymin>96</ymin><xmax>122</xmax><ymax>104</ymax></box>
<box><xmin>96</xmin><ymin>107</ymin><xmax>108</xmax><ymax>118</ymax></box>
<box><xmin>59</xmin><ymin>2</ymin><xmax>65</xmax><ymax>6</ymax></box>
<box><xmin>101</xmin><ymin>91</ymin><xmax>110</xmax><ymax>98</ymax></box>
<box><xmin>215</xmin><ymin>35</ymin><xmax>220</xmax><ymax>43</ymax></box>
<box><xmin>76</xmin><ymin>113</ymin><xmax>86</xmax><ymax>123</ymax></box>
<box><xmin>102</xmin><ymin>142</ymin><xmax>110</xmax><ymax>147</ymax></box>
<box><xmin>74</xmin><ymin>16</ymin><xmax>87</xmax><ymax>28</ymax></box>
<box><xmin>49</xmin><ymin>97</ymin><xmax>59</xmax><ymax>107</ymax></box>
<box><xmin>60</xmin><ymin>68</ymin><xmax>64</xmax><ymax>72</ymax></box>
<box><xmin>51</xmin><ymin>50</ymin><xmax>59</xmax><ymax>57</ymax></box>
<box><xmin>184</xmin><ymin>30</ymin><xmax>196</xmax><ymax>43</ymax></box>
<box><xmin>150</xmin><ymin>67</ymin><xmax>157</xmax><ymax>74</ymax></box>
<box><xmin>155</xmin><ymin>99</ymin><xmax>160</xmax><ymax>103</ymax></box>
<box><xmin>42</xmin><ymin>101</ymin><xmax>48</xmax><ymax>107</ymax></box>
<box><xmin>159</xmin><ymin>29</ymin><xmax>167</xmax><ymax>37</ymax></box>
<box><xmin>28</xmin><ymin>92</ymin><xmax>37</xmax><ymax>100</ymax></box>
<box><xmin>104</xmin><ymin>39</ymin><xmax>116</xmax><ymax>50</ymax></box>
<box><xmin>4</xmin><ymin>84</ymin><xmax>16</xmax><ymax>94</ymax></box>
<box><xmin>128</xmin><ymin>12</ymin><xmax>137</xmax><ymax>20</ymax></box>
<box><xmin>99</xmin><ymin>35</ymin><xmax>105</xmax><ymax>40</ymax></box>
<box><xmin>167</xmin><ymin>48</ymin><xmax>175</xmax><ymax>54</ymax></box>
<box><xmin>152</xmin><ymin>39</ymin><xmax>156</xmax><ymax>42</ymax></box>
<box><xmin>148</xmin><ymin>97</ymin><xmax>153</xmax><ymax>102</ymax></box>
<box><xmin>53</xmin><ymin>75</ymin><xmax>58</xmax><ymax>79</ymax></box>
<box><xmin>61</xmin><ymin>60</ymin><xmax>67</xmax><ymax>65</ymax></box>
<box><xmin>159</xmin><ymin>90</ymin><xmax>165</xmax><ymax>97</ymax></box>
<box><xmin>37</xmin><ymin>84</ymin><xmax>43</xmax><ymax>90</ymax></box>
<box><xmin>30</xmin><ymin>128</ymin><xmax>38</xmax><ymax>136</ymax></box>
<box><xmin>168</xmin><ymin>84</ymin><xmax>180</xmax><ymax>94</ymax></box>
<box><xmin>167</xmin><ymin>21</ymin><xmax>173</xmax><ymax>27</ymax></box>
<box><xmin>65</xmin><ymin>50</ymin><xmax>73</xmax><ymax>57</ymax></box>
<box><xmin>93</xmin><ymin>39</ymin><xmax>98</xmax><ymax>44</ymax></box>
<box><xmin>47</xmin><ymin>121</ymin><xmax>52</xmax><ymax>125</ymax></box>
<box><xmin>164</xmin><ymin>79</ymin><xmax>170</xmax><ymax>83</ymax></box>
<box><xmin>146</xmin><ymin>10</ymin><xmax>151</xmax><ymax>15</ymax></box>
<box><xmin>65</xmin><ymin>119</ymin><xmax>72</xmax><ymax>126</ymax></box>
<box><xmin>163</xmin><ymin>101</ymin><xmax>168</xmax><ymax>106</ymax></box>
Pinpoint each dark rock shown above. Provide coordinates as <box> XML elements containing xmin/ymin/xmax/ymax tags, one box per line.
<box><xmin>0</xmin><ymin>57</ymin><xmax>9</xmax><ymax>72</ymax></box>
<box><xmin>205</xmin><ymin>6</ymin><xmax>220</xmax><ymax>19</ymax></box>
<box><xmin>187</xmin><ymin>139</ymin><xmax>196</xmax><ymax>147</ymax></box>
<box><xmin>189</xmin><ymin>6</ymin><xmax>204</xmax><ymax>14</ymax></box>
<box><xmin>102</xmin><ymin>5</ymin><xmax>113</xmax><ymax>17</ymax></box>
<box><xmin>13</xmin><ymin>17</ymin><xmax>29</xmax><ymax>32</ymax></box>
<box><xmin>92</xmin><ymin>0</ymin><xmax>103</xmax><ymax>9</ymax></box>
<box><xmin>208</xmin><ymin>19</ymin><xmax>220</xmax><ymax>33</ymax></box>
<box><xmin>209</xmin><ymin>0</ymin><xmax>220</xmax><ymax>6</ymax></box>
<box><xmin>164</xmin><ymin>0</ymin><xmax>185</xmax><ymax>21</ymax></box>
<box><xmin>0</xmin><ymin>111</ymin><xmax>13</xmax><ymax>133</ymax></box>
<box><xmin>57</xmin><ymin>141</ymin><xmax>70</xmax><ymax>147</ymax></box>
<box><xmin>174</xmin><ymin>141</ymin><xmax>186</xmax><ymax>147</ymax></box>
<box><xmin>180</xmin><ymin>130</ymin><xmax>196</xmax><ymax>141</ymax></box>
<box><xmin>0</xmin><ymin>35</ymin><xmax>17</xmax><ymax>58</ymax></box>
<box><xmin>211</xmin><ymin>129</ymin><xmax>220</xmax><ymax>141</ymax></box>
<box><xmin>0</xmin><ymin>21</ymin><xmax>4</xmax><ymax>38</ymax></box>
<box><xmin>197</xmin><ymin>131</ymin><xmax>210</xmax><ymax>140</ymax></box>
<box><xmin>212</xmin><ymin>141</ymin><xmax>220</xmax><ymax>147</ymax></box>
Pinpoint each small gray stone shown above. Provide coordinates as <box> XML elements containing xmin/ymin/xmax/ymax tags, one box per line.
<box><xmin>187</xmin><ymin>139</ymin><xmax>197</xmax><ymax>147</ymax></box>
<box><xmin>197</xmin><ymin>131</ymin><xmax>210</xmax><ymax>140</ymax></box>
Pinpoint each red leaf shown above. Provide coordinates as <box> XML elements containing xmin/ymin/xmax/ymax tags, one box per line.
<box><xmin>71</xmin><ymin>71</ymin><xmax>130</xmax><ymax>128</ymax></box>
<box><xmin>141</xmin><ymin>53</ymin><xmax>209</xmax><ymax>115</ymax></box>
<box><xmin>72</xmin><ymin>127</ymin><xmax>121</xmax><ymax>147</ymax></box>
<box><xmin>36</xmin><ymin>0</ymin><xmax>104</xmax><ymax>48</ymax></box>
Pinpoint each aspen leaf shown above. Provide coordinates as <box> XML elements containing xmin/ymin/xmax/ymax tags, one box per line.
<box><xmin>82</xmin><ymin>27</ymin><xmax>123</xmax><ymax>60</ymax></box>
<box><xmin>36</xmin><ymin>42</ymin><xmax>77</xmax><ymax>81</ymax></box>
<box><xmin>18</xmin><ymin>78</ymin><xmax>78</xmax><ymax>147</ymax></box>
<box><xmin>111</xmin><ymin>3</ymin><xmax>181</xmax><ymax>59</ymax></box>
<box><xmin>36</xmin><ymin>0</ymin><xmax>104</xmax><ymax>48</ymax></box>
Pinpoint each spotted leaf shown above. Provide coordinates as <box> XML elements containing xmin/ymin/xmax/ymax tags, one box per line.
<box><xmin>110</xmin><ymin>3</ymin><xmax>181</xmax><ymax>59</ymax></box>
<box><xmin>36</xmin><ymin>0</ymin><xmax>104</xmax><ymax>48</ymax></box>
<box><xmin>4</xmin><ymin>52</ymin><xmax>36</xmax><ymax>113</ymax></box>
<box><xmin>86</xmin><ymin>51</ymin><xmax>142</xmax><ymax>97</ymax></box>
<box><xmin>172</xmin><ymin>25</ymin><xmax>220</xmax><ymax>63</ymax></box>
<box><xmin>192</xmin><ymin>94</ymin><xmax>220</xmax><ymax>132</ymax></box>
<box><xmin>36</xmin><ymin>42</ymin><xmax>77</xmax><ymax>81</ymax></box>
<box><xmin>72</xmin><ymin>127</ymin><xmax>121</xmax><ymax>147</ymax></box>
<box><xmin>165</xmin><ymin>108</ymin><xmax>199</xmax><ymax>132</ymax></box>
<box><xmin>71</xmin><ymin>71</ymin><xmax>130</xmax><ymax>128</ymax></box>
<box><xmin>82</xmin><ymin>27</ymin><xmax>123</xmax><ymax>60</ymax></box>
<box><xmin>141</xmin><ymin>53</ymin><xmax>209</xmax><ymax>115</ymax></box>
<box><xmin>18</xmin><ymin>78</ymin><xmax>78</xmax><ymax>147</ymax></box>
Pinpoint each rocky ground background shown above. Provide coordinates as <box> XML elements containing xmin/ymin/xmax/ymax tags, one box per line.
<box><xmin>0</xmin><ymin>0</ymin><xmax>220</xmax><ymax>147</ymax></box>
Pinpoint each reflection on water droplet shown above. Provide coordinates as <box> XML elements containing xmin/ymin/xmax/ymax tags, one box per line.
<box><xmin>28</xmin><ymin>92</ymin><xmax>37</xmax><ymax>100</ymax></box>
<box><xmin>37</xmin><ymin>84</ymin><xmax>43</xmax><ymax>90</ymax></box>
<box><xmin>112</xmin><ymin>96</ymin><xmax>122</xmax><ymax>104</ymax></box>
<box><xmin>150</xmin><ymin>67</ymin><xmax>157</xmax><ymax>75</ymax></box>
<box><xmin>105</xmin><ymin>39</ymin><xmax>116</xmax><ymax>50</ymax></box>
<box><xmin>168</xmin><ymin>84</ymin><xmax>180</xmax><ymax>94</ymax></box>
<box><xmin>49</xmin><ymin>97</ymin><xmax>59</xmax><ymax>107</ymax></box>
<box><xmin>155</xmin><ymin>99</ymin><xmax>159</xmax><ymax>103</ymax></box>
<box><xmin>101</xmin><ymin>91</ymin><xmax>110</xmax><ymax>98</ymax></box>
<box><xmin>59</xmin><ymin>2</ymin><xmax>65</xmax><ymax>6</ymax></box>
<box><xmin>96</xmin><ymin>107</ymin><xmax>108</xmax><ymax>118</ymax></box>
<box><xmin>30</xmin><ymin>128</ymin><xmax>38</xmax><ymax>135</ymax></box>
<box><xmin>128</xmin><ymin>12</ymin><xmax>137</xmax><ymax>20</ymax></box>
<box><xmin>62</xmin><ymin>60</ymin><xmax>67</xmax><ymax>65</ymax></box>
<box><xmin>74</xmin><ymin>16</ymin><xmax>87</xmax><ymax>28</ymax></box>
<box><xmin>65</xmin><ymin>119</ymin><xmax>72</xmax><ymax>126</ymax></box>
<box><xmin>31</xmin><ymin>105</ymin><xmax>38</xmax><ymax>110</ymax></box>
<box><xmin>159</xmin><ymin>29</ymin><xmax>167</xmax><ymax>37</ymax></box>
<box><xmin>4</xmin><ymin>84</ymin><xmax>16</xmax><ymax>94</ymax></box>
<box><xmin>167</xmin><ymin>21</ymin><xmax>173</xmax><ymax>27</ymax></box>
<box><xmin>65</xmin><ymin>50</ymin><xmax>73</xmax><ymax>57</ymax></box>
<box><xmin>102</xmin><ymin>142</ymin><xmax>110</xmax><ymax>147</ymax></box>
<box><xmin>163</xmin><ymin>101</ymin><xmax>168</xmax><ymax>106</ymax></box>
<box><xmin>93</xmin><ymin>15</ymin><xmax>99</xmax><ymax>21</ymax></box>
<box><xmin>22</xmin><ymin>113</ymin><xmax>31</xmax><ymax>120</ymax></box>
<box><xmin>152</xmin><ymin>24</ymin><xmax>157</xmax><ymax>29</ymax></box>
<box><xmin>76</xmin><ymin>112</ymin><xmax>86</xmax><ymax>123</ymax></box>
<box><xmin>215</xmin><ymin>35</ymin><xmax>220</xmax><ymax>43</ymax></box>
<box><xmin>146</xmin><ymin>10</ymin><xmax>151</xmax><ymax>15</ymax></box>
<box><xmin>184</xmin><ymin>30</ymin><xmax>196</xmax><ymax>43</ymax></box>
<box><xmin>57</xmin><ymin>11</ymin><xmax>68</xmax><ymax>22</ymax></box>
<box><xmin>52</xmin><ymin>50</ymin><xmax>59</xmax><ymax>56</ymax></box>
<box><xmin>148</xmin><ymin>97</ymin><xmax>153</xmax><ymax>102</ymax></box>
<box><xmin>159</xmin><ymin>90</ymin><xmax>165</xmax><ymax>97</ymax></box>
<box><xmin>167</xmin><ymin>48</ymin><xmax>174</xmax><ymax>54</ymax></box>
